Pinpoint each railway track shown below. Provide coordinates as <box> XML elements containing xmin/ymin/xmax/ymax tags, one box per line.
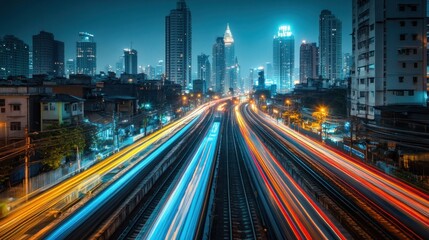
<box><xmin>210</xmin><ymin>104</ymin><xmax>267</xmax><ymax>240</ymax></box>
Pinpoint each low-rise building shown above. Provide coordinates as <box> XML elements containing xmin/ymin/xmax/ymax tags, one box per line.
<box><xmin>40</xmin><ymin>94</ymin><xmax>84</xmax><ymax>131</ymax></box>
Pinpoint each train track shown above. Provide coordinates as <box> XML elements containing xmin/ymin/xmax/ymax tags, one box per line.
<box><xmin>210</xmin><ymin>104</ymin><xmax>267</xmax><ymax>240</ymax></box>
<box><xmin>114</xmin><ymin>112</ymin><xmax>215</xmax><ymax>239</ymax></box>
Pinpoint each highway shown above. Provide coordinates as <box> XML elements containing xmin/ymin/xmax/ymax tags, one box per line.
<box><xmin>0</xmin><ymin>103</ymin><xmax>210</xmax><ymax>239</ymax></box>
<box><xmin>244</xmin><ymin>103</ymin><xmax>429</xmax><ymax>239</ymax></box>
<box><xmin>235</xmin><ymin>104</ymin><xmax>347</xmax><ymax>239</ymax></box>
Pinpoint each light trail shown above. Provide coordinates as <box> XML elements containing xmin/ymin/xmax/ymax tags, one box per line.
<box><xmin>253</xmin><ymin>106</ymin><xmax>429</xmax><ymax>237</ymax></box>
<box><xmin>0</xmin><ymin>104</ymin><xmax>209</xmax><ymax>239</ymax></box>
<box><xmin>143</xmin><ymin>121</ymin><xmax>220</xmax><ymax>239</ymax></box>
<box><xmin>235</xmin><ymin>105</ymin><xmax>346</xmax><ymax>240</ymax></box>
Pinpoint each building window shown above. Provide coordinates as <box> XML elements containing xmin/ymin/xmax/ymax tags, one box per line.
<box><xmin>0</xmin><ymin>99</ymin><xmax>4</xmax><ymax>107</ymax></box>
<box><xmin>360</xmin><ymin>91</ymin><xmax>366</xmax><ymax>98</ymax></box>
<box><xmin>414</xmin><ymin>62</ymin><xmax>418</xmax><ymax>68</ymax></box>
<box><xmin>400</xmin><ymin>34</ymin><xmax>406</xmax><ymax>41</ymax></box>
<box><xmin>412</xmin><ymin>21</ymin><xmax>417</xmax><ymax>27</ymax></box>
<box><xmin>393</xmin><ymin>91</ymin><xmax>404</xmax><ymax>96</ymax></box>
<box><xmin>72</xmin><ymin>104</ymin><xmax>77</xmax><ymax>111</ymax></box>
<box><xmin>413</xmin><ymin>76</ymin><xmax>418</xmax><ymax>83</ymax></box>
<box><xmin>360</xmin><ymin>78</ymin><xmax>365</xmax><ymax>84</ymax></box>
<box><xmin>413</xmin><ymin>49</ymin><xmax>417</xmax><ymax>54</ymax></box>
<box><xmin>399</xmin><ymin>76</ymin><xmax>404</xmax><ymax>82</ymax></box>
<box><xmin>370</xmin><ymin>78</ymin><xmax>374</xmax><ymax>83</ymax></box>
<box><xmin>370</xmin><ymin>24</ymin><xmax>374</xmax><ymax>30</ymax></box>
<box><xmin>402</xmin><ymin>62</ymin><xmax>406</xmax><ymax>68</ymax></box>
<box><xmin>398</xmin><ymin>4</ymin><xmax>405</xmax><ymax>11</ymax></box>
<box><xmin>408</xmin><ymin>90</ymin><xmax>414</xmax><ymax>96</ymax></box>
<box><xmin>11</xmin><ymin>104</ymin><xmax>20</xmax><ymax>111</ymax></box>
<box><xmin>64</xmin><ymin>104</ymin><xmax>70</xmax><ymax>111</ymax></box>
<box><xmin>0</xmin><ymin>108</ymin><xmax>4</xmax><ymax>113</ymax></box>
<box><xmin>43</xmin><ymin>104</ymin><xmax>49</xmax><ymax>111</ymax></box>
<box><xmin>400</xmin><ymin>21</ymin><xmax>405</xmax><ymax>27</ymax></box>
<box><xmin>49</xmin><ymin>103</ymin><xmax>56</xmax><ymax>111</ymax></box>
<box><xmin>410</xmin><ymin>5</ymin><xmax>417</xmax><ymax>11</ymax></box>
<box><xmin>412</xmin><ymin>34</ymin><xmax>418</xmax><ymax>40</ymax></box>
<box><xmin>10</xmin><ymin>122</ymin><xmax>21</xmax><ymax>131</ymax></box>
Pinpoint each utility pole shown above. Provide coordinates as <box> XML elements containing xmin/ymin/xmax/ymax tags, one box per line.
<box><xmin>24</xmin><ymin>127</ymin><xmax>30</xmax><ymax>200</ymax></box>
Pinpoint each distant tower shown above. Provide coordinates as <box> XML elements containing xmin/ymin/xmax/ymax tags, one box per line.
<box><xmin>165</xmin><ymin>0</ymin><xmax>192</xmax><ymax>88</ymax></box>
<box><xmin>197</xmin><ymin>54</ymin><xmax>211</xmax><ymax>87</ymax></box>
<box><xmin>33</xmin><ymin>31</ymin><xmax>64</xmax><ymax>77</ymax></box>
<box><xmin>212</xmin><ymin>37</ymin><xmax>225</xmax><ymax>93</ymax></box>
<box><xmin>124</xmin><ymin>48</ymin><xmax>138</xmax><ymax>74</ymax></box>
<box><xmin>66</xmin><ymin>59</ymin><xmax>76</xmax><ymax>77</ymax></box>
<box><xmin>0</xmin><ymin>35</ymin><xmax>29</xmax><ymax>79</ymax></box>
<box><xmin>319</xmin><ymin>10</ymin><xmax>342</xmax><ymax>80</ymax></box>
<box><xmin>224</xmin><ymin>23</ymin><xmax>236</xmax><ymax>92</ymax></box>
<box><xmin>273</xmin><ymin>25</ymin><xmax>295</xmax><ymax>93</ymax></box>
<box><xmin>299</xmin><ymin>41</ymin><xmax>318</xmax><ymax>84</ymax></box>
<box><xmin>76</xmin><ymin>32</ymin><xmax>96</xmax><ymax>76</ymax></box>
<box><xmin>156</xmin><ymin>60</ymin><xmax>164</xmax><ymax>79</ymax></box>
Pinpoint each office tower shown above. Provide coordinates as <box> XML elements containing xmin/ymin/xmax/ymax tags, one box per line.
<box><xmin>273</xmin><ymin>25</ymin><xmax>295</xmax><ymax>93</ymax></box>
<box><xmin>351</xmin><ymin>0</ymin><xmax>427</xmax><ymax>120</ymax></box>
<box><xmin>299</xmin><ymin>41</ymin><xmax>319</xmax><ymax>84</ymax></box>
<box><xmin>116</xmin><ymin>57</ymin><xmax>124</xmax><ymax>76</ymax></box>
<box><xmin>319</xmin><ymin>10</ymin><xmax>342</xmax><ymax>81</ymax></box>
<box><xmin>123</xmin><ymin>48</ymin><xmax>137</xmax><ymax>74</ymax></box>
<box><xmin>343</xmin><ymin>53</ymin><xmax>352</xmax><ymax>79</ymax></box>
<box><xmin>145</xmin><ymin>65</ymin><xmax>156</xmax><ymax>79</ymax></box>
<box><xmin>156</xmin><ymin>60</ymin><xmax>164</xmax><ymax>79</ymax></box>
<box><xmin>224</xmin><ymin>23</ymin><xmax>236</xmax><ymax>91</ymax></box>
<box><xmin>66</xmin><ymin>59</ymin><xmax>76</xmax><ymax>77</ymax></box>
<box><xmin>32</xmin><ymin>31</ymin><xmax>64</xmax><ymax>77</ymax></box>
<box><xmin>212</xmin><ymin>37</ymin><xmax>225</xmax><ymax>93</ymax></box>
<box><xmin>165</xmin><ymin>0</ymin><xmax>192</xmax><ymax>88</ymax></box>
<box><xmin>257</xmin><ymin>67</ymin><xmax>265</xmax><ymax>90</ymax></box>
<box><xmin>76</xmin><ymin>32</ymin><xmax>96</xmax><ymax>76</ymax></box>
<box><xmin>197</xmin><ymin>54</ymin><xmax>211</xmax><ymax>87</ymax></box>
<box><xmin>0</xmin><ymin>35</ymin><xmax>29</xmax><ymax>79</ymax></box>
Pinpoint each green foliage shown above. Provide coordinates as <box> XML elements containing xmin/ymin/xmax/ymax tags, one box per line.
<box><xmin>34</xmin><ymin>124</ymin><xmax>86</xmax><ymax>171</ymax></box>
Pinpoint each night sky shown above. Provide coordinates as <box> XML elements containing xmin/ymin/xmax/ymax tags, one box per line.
<box><xmin>0</xmin><ymin>0</ymin><xmax>352</xmax><ymax>75</ymax></box>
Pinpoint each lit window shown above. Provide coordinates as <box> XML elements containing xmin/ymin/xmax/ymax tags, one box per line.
<box><xmin>10</xmin><ymin>122</ymin><xmax>21</xmax><ymax>131</ymax></box>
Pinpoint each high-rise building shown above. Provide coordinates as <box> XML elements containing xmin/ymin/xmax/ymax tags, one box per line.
<box><xmin>124</xmin><ymin>48</ymin><xmax>137</xmax><ymax>74</ymax></box>
<box><xmin>145</xmin><ymin>65</ymin><xmax>156</xmax><ymax>79</ymax></box>
<box><xmin>224</xmin><ymin>23</ymin><xmax>236</xmax><ymax>92</ymax></box>
<box><xmin>197</xmin><ymin>54</ymin><xmax>211</xmax><ymax>88</ymax></box>
<box><xmin>156</xmin><ymin>60</ymin><xmax>164</xmax><ymax>79</ymax></box>
<box><xmin>76</xmin><ymin>32</ymin><xmax>96</xmax><ymax>76</ymax></box>
<box><xmin>116</xmin><ymin>57</ymin><xmax>124</xmax><ymax>77</ymax></box>
<box><xmin>351</xmin><ymin>0</ymin><xmax>427</xmax><ymax>120</ymax></box>
<box><xmin>66</xmin><ymin>59</ymin><xmax>75</xmax><ymax>77</ymax></box>
<box><xmin>273</xmin><ymin>25</ymin><xmax>295</xmax><ymax>93</ymax></box>
<box><xmin>32</xmin><ymin>31</ymin><xmax>64</xmax><ymax>77</ymax></box>
<box><xmin>299</xmin><ymin>41</ymin><xmax>318</xmax><ymax>84</ymax></box>
<box><xmin>0</xmin><ymin>35</ymin><xmax>29</xmax><ymax>79</ymax></box>
<box><xmin>212</xmin><ymin>37</ymin><xmax>225</xmax><ymax>93</ymax></box>
<box><xmin>265</xmin><ymin>62</ymin><xmax>273</xmax><ymax>81</ymax></box>
<box><xmin>165</xmin><ymin>0</ymin><xmax>192</xmax><ymax>88</ymax></box>
<box><xmin>319</xmin><ymin>10</ymin><xmax>342</xmax><ymax>81</ymax></box>
<box><xmin>343</xmin><ymin>53</ymin><xmax>352</xmax><ymax>79</ymax></box>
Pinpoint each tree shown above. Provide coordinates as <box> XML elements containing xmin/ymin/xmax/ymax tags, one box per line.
<box><xmin>33</xmin><ymin>124</ymin><xmax>85</xmax><ymax>171</ymax></box>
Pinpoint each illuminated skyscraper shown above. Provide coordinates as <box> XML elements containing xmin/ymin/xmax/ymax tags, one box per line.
<box><xmin>212</xmin><ymin>37</ymin><xmax>225</xmax><ymax>93</ymax></box>
<box><xmin>124</xmin><ymin>48</ymin><xmax>137</xmax><ymax>74</ymax></box>
<box><xmin>76</xmin><ymin>32</ymin><xmax>96</xmax><ymax>76</ymax></box>
<box><xmin>156</xmin><ymin>60</ymin><xmax>164</xmax><ymax>79</ymax></box>
<box><xmin>0</xmin><ymin>35</ymin><xmax>29</xmax><ymax>79</ymax></box>
<box><xmin>319</xmin><ymin>10</ymin><xmax>342</xmax><ymax>80</ymax></box>
<box><xmin>165</xmin><ymin>0</ymin><xmax>192</xmax><ymax>88</ymax></box>
<box><xmin>32</xmin><ymin>31</ymin><xmax>64</xmax><ymax>77</ymax></box>
<box><xmin>66</xmin><ymin>59</ymin><xmax>75</xmax><ymax>78</ymax></box>
<box><xmin>299</xmin><ymin>41</ymin><xmax>318</xmax><ymax>84</ymax></box>
<box><xmin>224</xmin><ymin>23</ymin><xmax>236</xmax><ymax>92</ymax></box>
<box><xmin>197</xmin><ymin>54</ymin><xmax>211</xmax><ymax>87</ymax></box>
<box><xmin>273</xmin><ymin>25</ymin><xmax>295</xmax><ymax>92</ymax></box>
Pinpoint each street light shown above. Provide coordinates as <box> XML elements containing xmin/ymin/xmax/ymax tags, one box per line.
<box><xmin>312</xmin><ymin>106</ymin><xmax>328</xmax><ymax>141</ymax></box>
<box><xmin>285</xmin><ymin>99</ymin><xmax>292</xmax><ymax>125</ymax></box>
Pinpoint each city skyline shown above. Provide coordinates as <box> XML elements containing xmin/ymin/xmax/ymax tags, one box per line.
<box><xmin>0</xmin><ymin>0</ymin><xmax>352</xmax><ymax>76</ymax></box>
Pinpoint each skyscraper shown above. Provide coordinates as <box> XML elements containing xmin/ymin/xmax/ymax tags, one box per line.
<box><xmin>343</xmin><ymin>53</ymin><xmax>352</xmax><ymax>79</ymax></box>
<box><xmin>273</xmin><ymin>25</ymin><xmax>295</xmax><ymax>93</ymax></box>
<box><xmin>0</xmin><ymin>35</ymin><xmax>29</xmax><ymax>79</ymax></box>
<box><xmin>197</xmin><ymin>54</ymin><xmax>211</xmax><ymax>88</ymax></box>
<box><xmin>299</xmin><ymin>41</ymin><xmax>318</xmax><ymax>84</ymax></box>
<box><xmin>351</xmin><ymin>0</ymin><xmax>427</xmax><ymax>120</ymax></box>
<box><xmin>32</xmin><ymin>31</ymin><xmax>64</xmax><ymax>77</ymax></box>
<box><xmin>319</xmin><ymin>10</ymin><xmax>342</xmax><ymax>81</ymax></box>
<box><xmin>123</xmin><ymin>48</ymin><xmax>138</xmax><ymax>74</ymax></box>
<box><xmin>66</xmin><ymin>59</ymin><xmax>75</xmax><ymax>77</ymax></box>
<box><xmin>165</xmin><ymin>0</ymin><xmax>192</xmax><ymax>88</ymax></box>
<box><xmin>212</xmin><ymin>37</ymin><xmax>225</xmax><ymax>93</ymax></box>
<box><xmin>156</xmin><ymin>60</ymin><xmax>164</xmax><ymax>79</ymax></box>
<box><xmin>224</xmin><ymin>23</ymin><xmax>236</xmax><ymax>92</ymax></box>
<box><xmin>76</xmin><ymin>32</ymin><xmax>96</xmax><ymax>76</ymax></box>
